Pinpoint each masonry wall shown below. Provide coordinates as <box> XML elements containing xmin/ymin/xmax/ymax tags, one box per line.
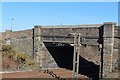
<box><xmin>33</xmin><ymin>26</ymin><xmax>58</xmax><ymax>68</ymax></box>
<box><xmin>42</xmin><ymin>26</ymin><xmax>99</xmax><ymax>36</ymax></box>
<box><xmin>41</xmin><ymin>26</ymin><xmax>100</xmax><ymax>65</ymax></box>
<box><xmin>0</xmin><ymin>22</ymin><xmax>119</xmax><ymax>78</ymax></box>
<box><xmin>11</xmin><ymin>30</ymin><xmax>33</xmax><ymax>57</ymax></box>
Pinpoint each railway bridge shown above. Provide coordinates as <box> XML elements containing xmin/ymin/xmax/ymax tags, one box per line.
<box><xmin>1</xmin><ymin>22</ymin><xmax>119</xmax><ymax>78</ymax></box>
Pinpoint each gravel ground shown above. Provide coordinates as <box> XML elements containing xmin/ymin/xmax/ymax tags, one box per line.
<box><xmin>1</xmin><ymin>68</ymin><xmax>88</xmax><ymax>79</ymax></box>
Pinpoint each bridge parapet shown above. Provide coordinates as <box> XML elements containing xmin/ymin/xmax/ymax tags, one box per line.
<box><xmin>41</xmin><ymin>35</ymin><xmax>99</xmax><ymax>46</ymax></box>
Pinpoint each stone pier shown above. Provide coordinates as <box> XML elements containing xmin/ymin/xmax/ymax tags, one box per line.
<box><xmin>103</xmin><ymin>22</ymin><xmax>116</xmax><ymax>77</ymax></box>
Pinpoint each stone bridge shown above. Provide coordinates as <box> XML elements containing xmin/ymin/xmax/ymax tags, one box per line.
<box><xmin>0</xmin><ymin>22</ymin><xmax>119</xmax><ymax>78</ymax></box>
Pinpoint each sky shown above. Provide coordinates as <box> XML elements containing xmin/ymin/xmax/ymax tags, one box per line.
<box><xmin>1</xmin><ymin>2</ymin><xmax>118</xmax><ymax>31</ymax></box>
<box><xmin>118</xmin><ymin>2</ymin><xmax>120</xmax><ymax>26</ymax></box>
<box><xmin>1</xmin><ymin>0</ymin><xmax>120</xmax><ymax>2</ymax></box>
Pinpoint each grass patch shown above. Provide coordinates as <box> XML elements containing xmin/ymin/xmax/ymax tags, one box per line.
<box><xmin>2</xmin><ymin>45</ymin><xmax>40</xmax><ymax>70</ymax></box>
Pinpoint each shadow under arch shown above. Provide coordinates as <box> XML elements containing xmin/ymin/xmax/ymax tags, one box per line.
<box><xmin>44</xmin><ymin>42</ymin><xmax>100</xmax><ymax>79</ymax></box>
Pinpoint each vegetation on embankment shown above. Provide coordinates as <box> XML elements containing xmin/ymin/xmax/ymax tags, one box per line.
<box><xmin>1</xmin><ymin>45</ymin><xmax>40</xmax><ymax>71</ymax></box>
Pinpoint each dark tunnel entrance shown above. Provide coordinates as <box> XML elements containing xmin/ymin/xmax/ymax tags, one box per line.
<box><xmin>44</xmin><ymin>42</ymin><xmax>100</xmax><ymax>79</ymax></box>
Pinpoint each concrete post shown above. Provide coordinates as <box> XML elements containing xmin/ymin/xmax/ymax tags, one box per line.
<box><xmin>33</xmin><ymin>26</ymin><xmax>43</xmax><ymax>68</ymax></box>
<box><xmin>73</xmin><ymin>33</ymin><xmax>77</xmax><ymax>78</ymax></box>
<box><xmin>103</xmin><ymin>22</ymin><xmax>116</xmax><ymax>78</ymax></box>
<box><xmin>5</xmin><ymin>30</ymin><xmax>12</xmax><ymax>45</ymax></box>
<box><xmin>76</xmin><ymin>33</ymin><xmax>80</xmax><ymax>75</ymax></box>
<box><xmin>72</xmin><ymin>33</ymin><xmax>81</xmax><ymax>79</ymax></box>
